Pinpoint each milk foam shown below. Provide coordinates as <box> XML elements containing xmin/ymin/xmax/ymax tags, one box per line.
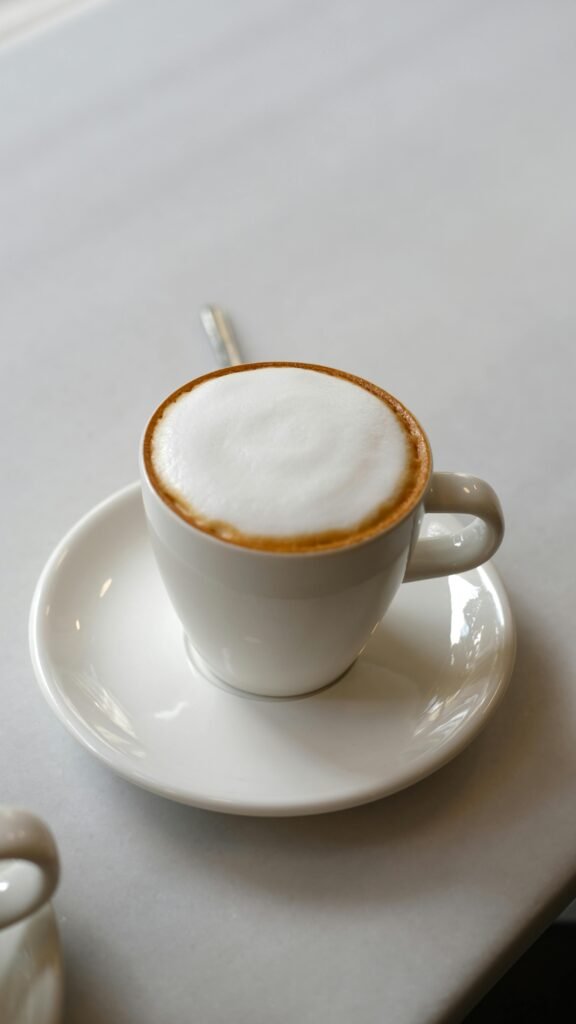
<box><xmin>150</xmin><ymin>367</ymin><xmax>412</xmax><ymax>542</ymax></box>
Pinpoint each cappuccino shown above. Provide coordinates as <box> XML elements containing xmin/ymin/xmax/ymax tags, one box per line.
<box><xmin>144</xmin><ymin>363</ymin><xmax>430</xmax><ymax>552</ymax></box>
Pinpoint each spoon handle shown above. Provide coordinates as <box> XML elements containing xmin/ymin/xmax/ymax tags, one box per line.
<box><xmin>200</xmin><ymin>305</ymin><xmax>243</xmax><ymax>368</ymax></box>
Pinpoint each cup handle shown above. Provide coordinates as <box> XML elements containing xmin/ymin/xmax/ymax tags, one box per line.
<box><xmin>0</xmin><ymin>808</ymin><xmax>60</xmax><ymax>929</ymax></box>
<box><xmin>404</xmin><ymin>472</ymin><xmax>504</xmax><ymax>582</ymax></box>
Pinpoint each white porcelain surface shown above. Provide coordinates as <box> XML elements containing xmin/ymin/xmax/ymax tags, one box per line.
<box><xmin>0</xmin><ymin>810</ymin><xmax>61</xmax><ymax>1024</ymax></box>
<box><xmin>0</xmin><ymin>809</ymin><xmax>59</xmax><ymax>931</ymax></box>
<box><xmin>30</xmin><ymin>484</ymin><xmax>514</xmax><ymax>815</ymax></box>
<box><xmin>141</xmin><ymin>375</ymin><xmax>504</xmax><ymax>698</ymax></box>
<box><xmin>0</xmin><ymin>905</ymin><xmax>63</xmax><ymax>1024</ymax></box>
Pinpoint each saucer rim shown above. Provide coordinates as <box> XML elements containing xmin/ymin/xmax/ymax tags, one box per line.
<box><xmin>29</xmin><ymin>482</ymin><xmax>516</xmax><ymax>817</ymax></box>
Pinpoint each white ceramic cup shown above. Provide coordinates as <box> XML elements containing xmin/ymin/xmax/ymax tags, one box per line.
<box><xmin>0</xmin><ymin>807</ymin><xmax>59</xmax><ymax>931</ymax></box>
<box><xmin>140</xmin><ymin>365</ymin><xmax>504</xmax><ymax>698</ymax></box>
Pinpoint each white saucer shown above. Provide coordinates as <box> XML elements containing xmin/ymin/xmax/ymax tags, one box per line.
<box><xmin>30</xmin><ymin>484</ymin><xmax>515</xmax><ymax>817</ymax></box>
<box><xmin>0</xmin><ymin>905</ymin><xmax>63</xmax><ymax>1024</ymax></box>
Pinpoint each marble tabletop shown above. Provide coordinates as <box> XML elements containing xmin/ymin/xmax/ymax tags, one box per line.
<box><xmin>2</xmin><ymin>1</ymin><xmax>576</xmax><ymax>1021</ymax></box>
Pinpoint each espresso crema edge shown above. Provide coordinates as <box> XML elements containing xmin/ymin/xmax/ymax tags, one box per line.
<box><xmin>143</xmin><ymin>362</ymin><xmax>432</xmax><ymax>553</ymax></box>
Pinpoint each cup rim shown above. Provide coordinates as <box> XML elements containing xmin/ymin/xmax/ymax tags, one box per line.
<box><xmin>141</xmin><ymin>361</ymin><xmax>432</xmax><ymax>556</ymax></box>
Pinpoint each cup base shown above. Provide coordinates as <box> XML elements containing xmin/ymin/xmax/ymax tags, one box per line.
<box><xmin>182</xmin><ymin>633</ymin><xmax>355</xmax><ymax>701</ymax></box>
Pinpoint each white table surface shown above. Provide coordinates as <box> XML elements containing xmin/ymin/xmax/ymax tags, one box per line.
<box><xmin>2</xmin><ymin>1</ymin><xmax>576</xmax><ymax>1021</ymax></box>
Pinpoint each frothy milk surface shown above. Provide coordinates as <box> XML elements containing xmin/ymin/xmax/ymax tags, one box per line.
<box><xmin>149</xmin><ymin>366</ymin><xmax>419</xmax><ymax>547</ymax></box>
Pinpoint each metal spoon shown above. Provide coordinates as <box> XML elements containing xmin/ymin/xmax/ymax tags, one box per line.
<box><xmin>200</xmin><ymin>305</ymin><xmax>243</xmax><ymax>368</ymax></box>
